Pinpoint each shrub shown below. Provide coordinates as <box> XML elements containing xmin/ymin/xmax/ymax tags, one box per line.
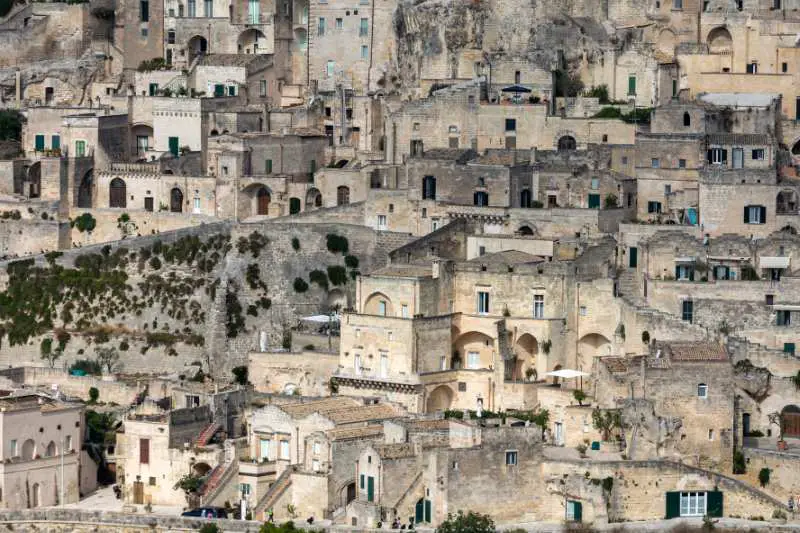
<box><xmin>604</xmin><ymin>193</ymin><xmax>618</xmax><ymax>208</ymax></box>
<box><xmin>436</xmin><ymin>510</ymin><xmax>495</xmax><ymax>533</ymax></box>
<box><xmin>247</xmin><ymin>305</ymin><xmax>258</xmax><ymax>317</ymax></box>
<box><xmin>309</xmin><ymin>270</ymin><xmax>329</xmax><ymax>290</ymax></box>
<box><xmin>119</xmin><ymin>340</ymin><xmax>129</xmax><ymax>351</ymax></box>
<box><xmin>773</xmin><ymin>509</ymin><xmax>787</xmax><ymax>520</ymax></box>
<box><xmin>148</xmin><ymin>256</ymin><xmax>162</xmax><ymax>270</ymax></box>
<box><xmin>73</xmin><ymin>212</ymin><xmax>97</xmax><ymax>233</ymax></box>
<box><xmin>0</xmin><ymin>109</ymin><xmax>24</xmax><ymax>141</ymax></box>
<box><xmin>641</xmin><ymin>330</ymin><xmax>650</xmax><ymax>344</ymax></box>
<box><xmin>732</xmin><ymin>450</ymin><xmax>746</xmax><ymax>475</ymax></box>
<box><xmin>327</xmin><ymin>265</ymin><xmax>347</xmax><ymax>286</ymax></box>
<box><xmin>225</xmin><ymin>290</ymin><xmax>245</xmax><ymax>338</ymax></box>
<box><xmin>594</xmin><ymin>106</ymin><xmax>622</xmax><ymax>119</ymax></box>
<box><xmin>585</xmin><ymin>84</ymin><xmax>610</xmax><ymax>104</ymax></box>
<box><xmin>293</xmin><ymin>278</ymin><xmax>309</xmax><ymax>293</ymax></box>
<box><xmin>88</xmin><ymin>387</ymin><xmax>99</xmax><ymax>404</ymax></box>
<box><xmin>291</xmin><ymin>237</ymin><xmax>300</xmax><ymax>251</ymax></box>
<box><xmin>344</xmin><ymin>255</ymin><xmax>359</xmax><ymax>269</ymax></box>
<box><xmin>758</xmin><ymin>467</ymin><xmax>770</xmax><ymax>487</ymax></box>
<box><xmin>232</xmin><ymin>366</ymin><xmax>248</xmax><ymax>386</ymax></box>
<box><xmin>200</xmin><ymin>524</ymin><xmax>221</xmax><ymax>533</ymax></box>
<box><xmin>573</xmin><ymin>389</ymin><xmax>587</xmax><ymax>406</ymax></box>
<box><xmin>326</xmin><ymin>234</ymin><xmax>349</xmax><ymax>254</ymax></box>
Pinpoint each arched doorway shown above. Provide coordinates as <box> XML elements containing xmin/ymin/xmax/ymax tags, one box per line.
<box><xmin>515</xmin><ymin>333</ymin><xmax>538</xmax><ymax>380</ymax></box>
<box><xmin>170</xmin><ymin>187</ymin><xmax>183</xmax><ymax>213</ymax></box>
<box><xmin>578</xmin><ymin>333</ymin><xmax>612</xmax><ymax>371</ymax></box>
<box><xmin>337</xmin><ymin>186</ymin><xmax>350</xmax><ymax>206</ymax></box>
<box><xmin>518</xmin><ymin>225</ymin><xmax>534</xmax><ymax>236</ymax></box>
<box><xmin>306</xmin><ymin>188</ymin><xmax>322</xmax><ymax>208</ymax></box>
<box><xmin>289</xmin><ymin>197</ymin><xmax>301</xmax><ymax>214</ymax></box>
<box><xmin>426</xmin><ymin>385</ymin><xmax>453</xmax><ymax>412</ymax></box>
<box><xmin>776</xmin><ymin>190</ymin><xmax>798</xmax><ymax>215</ymax></box>
<box><xmin>237</xmin><ymin>29</ymin><xmax>267</xmax><ymax>54</ymax></box>
<box><xmin>27</xmin><ymin>162</ymin><xmax>41</xmax><ymax>198</ymax></box>
<box><xmin>707</xmin><ymin>27</ymin><xmax>733</xmax><ymax>54</ymax></box>
<box><xmin>453</xmin><ymin>331</ymin><xmax>494</xmax><ymax>370</ymax></box>
<box><xmin>782</xmin><ymin>405</ymin><xmax>800</xmax><ymax>438</ymax></box>
<box><xmin>31</xmin><ymin>483</ymin><xmax>40</xmax><ymax>508</ymax></box>
<box><xmin>187</xmin><ymin>35</ymin><xmax>208</xmax><ymax>62</ymax></box>
<box><xmin>193</xmin><ymin>462</ymin><xmax>212</xmax><ymax>477</ymax></box>
<box><xmin>557</xmin><ymin>136</ymin><xmax>576</xmax><ymax>151</ymax></box>
<box><xmin>779</xmin><ymin>225</ymin><xmax>798</xmax><ymax>235</ymax></box>
<box><xmin>21</xmin><ymin>439</ymin><xmax>35</xmax><ymax>461</ymax></box>
<box><xmin>256</xmin><ymin>187</ymin><xmax>270</xmax><ymax>215</ymax></box>
<box><xmin>77</xmin><ymin>169</ymin><xmax>93</xmax><ymax>208</ymax></box>
<box><xmin>364</xmin><ymin>292</ymin><xmax>392</xmax><ymax>316</ymax></box>
<box><xmin>109</xmin><ymin>178</ymin><xmax>126</xmax><ymax>208</ymax></box>
<box><xmin>342</xmin><ymin>482</ymin><xmax>356</xmax><ymax>506</ymax></box>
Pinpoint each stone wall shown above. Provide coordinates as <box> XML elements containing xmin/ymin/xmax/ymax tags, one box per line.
<box><xmin>0</xmin><ymin>366</ymin><xmax>142</xmax><ymax>404</ymax></box>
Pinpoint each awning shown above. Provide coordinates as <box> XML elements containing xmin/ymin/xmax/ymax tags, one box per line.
<box><xmin>774</xmin><ymin>304</ymin><xmax>800</xmax><ymax>312</ymax></box>
<box><xmin>707</xmin><ymin>256</ymin><xmax>749</xmax><ymax>262</ymax></box>
<box><xmin>759</xmin><ymin>257</ymin><xmax>790</xmax><ymax>269</ymax></box>
<box><xmin>674</xmin><ymin>257</ymin><xmax>697</xmax><ymax>263</ymax></box>
<box><xmin>301</xmin><ymin>314</ymin><xmax>340</xmax><ymax>323</ymax></box>
<box><xmin>501</xmin><ymin>84</ymin><xmax>532</xmax><ymax>93</ymax></box>
<box><xmin>545</xmin><ymin>369</ymin><xmax>589</xmax><ymax>379</ymax></box>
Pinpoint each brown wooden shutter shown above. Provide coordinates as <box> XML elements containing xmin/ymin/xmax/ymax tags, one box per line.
<box><xmin>139</xmin><ymin>438</ymin><xmax>150</xmax><ymax>464</ymax></box>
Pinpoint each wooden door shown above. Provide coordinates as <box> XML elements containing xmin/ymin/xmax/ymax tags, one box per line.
<box><xmin>257</xmin><ymin>188</ymin><xmax>270</xmax><ymax>215</ymax></box>
<box><xmin>133</xmin><ymin>481</ymin><xmax>144</xmax><ymax>504</ymax></box>
<box><xmin>170</xmin><ymin>188</ymin><xmax>183</xmax><ymax>213</ymax></box>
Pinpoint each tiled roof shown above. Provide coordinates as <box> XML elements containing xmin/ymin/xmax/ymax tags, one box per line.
<box><xmin>407</xmin><ymin>419</ymin><xmax>454</xmax><ymax>430</ymax></box>
<box><xmin>601</xmin><ymin>357</ymin><xmax>630</xmax><ymax>373</ymax></box>
<box><xmin>377</xmin><ymin>443</ymin><xmax>416</xmax><ymax>459</ymax></box>
<box><xmin>327</xmin><ymin>425</ymin><xmax>384</xmax><ymax>441</ymax></box>
<box><xmin>280</xmin><ymin>397</ymin><xmax>361</xmax><ymax>418</ymax></box>
<box><xmin>662</xmin><ymin>341</ymin><xmax>728</xmax><ymax>362</ymax></box>
<box><xmin>707</xmin><ymin>133</ymin><xmax>772</xmax><ymax>146</ymax></box>
<box><xmin>327</xmin><ymin>404</ymin><xmax>401</xmax><ymax>425</ymax></box>
<box><xmin>280</xmin><ymin>398</ymin><xmax>401</xmax><ymax>425</ymax></box>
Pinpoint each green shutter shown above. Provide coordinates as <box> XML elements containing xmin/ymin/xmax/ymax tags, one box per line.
<box><xmin>214</xmin><ymin>84</ymin><xmax>225</xmax><ymax>97</ymax></box>
<box><xmin>228</xmin><ymin>86</ymin><xmax>236</xmax><ymax>96</ymax></box>
<box><xmin>573</xmin><ymin>501</ymin><xmax>582</xmax><ymax>523</ymax></box>
<box><xmin>168</xmin><ymin>137</ymin><xmax>179</xmax><ymax>156</ymax></box>
<box><xmin>588</xmin><ymin>194</ymin><xmax>600</xmax><ymax>209</ymax></box>
<box><xmin>415</xmin><ymin>500</ymin><xmax>423</xmax><ymax>523</ymax></box>
<box><xmin>149</xmin><ymin>83</ymin><xmax>158</xmax><ymax>96</ymax></box>
<box><xmin>359</xmin><ymin>474</ymin><xmax>364</xmax><ymax>489</ymax></box>
<box><xmin>629</xmin><ymin>247</ymin><xmax>638</xmax><ymax>268</ymax></box>
<box><xmin>666</xmin><ymin>491</ymin><xmax>681</xmax><ymax>519</ymax></box>
<box><xmin>366</xmin><ymin>476</ymin><xmax>374</xmax><ymax>502</ymax></box>
<box><xmin>51</xmin><ymin>135</ymin><xmax>60</xmax><ymax>151</ymax></box>
<box><xmin>289</xmin><ymin>198</ymin><xmax>301</xmax><ymax>214</ymax></box>
<box><xmin>628</xmin><ymin>76</ymin><xmax>636</xmax><ymax>95</ymax></box>
<box><xmin>424</xmin><ymin>500</ymin><xmax>431</xmax><ymax>523</ymax></box>
<box><xmin>35</xmin><ymin>135</ymin><xmax>45</xmax><ymax>151</ymax></box>
<box><xmin>266</xmin><ymin>159</ymin><xmax>273</xmax><ymax>174</ymax></box>
<box><xmin>707</xmin><ymin>491</ymin><xmax>723</xmax><ymax>518</ymax></box>
<box><xmin>784</xmin><ymin>343</ymin><xmax>795</xmax><ymax>355</ymax></box>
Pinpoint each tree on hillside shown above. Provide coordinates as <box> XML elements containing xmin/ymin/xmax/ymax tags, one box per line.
<box><xmin>436</xmin><ymin>511</ymin><xmax>496</xmax><ymax>533</ymax></box>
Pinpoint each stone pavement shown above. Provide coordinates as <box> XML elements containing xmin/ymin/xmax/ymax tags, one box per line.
<box><xmin>56</xmin><ymin>484</ymin><xmax>186</xmax><ymax>516</ymax></box>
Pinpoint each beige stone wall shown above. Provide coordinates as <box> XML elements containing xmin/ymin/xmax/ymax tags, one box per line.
<box><xmin>248</xmin><ymin>350</ymin><xmax>339</xmax><ymax>396</ymax></box>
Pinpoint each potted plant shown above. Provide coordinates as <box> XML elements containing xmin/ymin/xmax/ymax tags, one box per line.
<box><xmin>573</xmin><ymin>389</ymin><xmax>587</xmax><ymax>407</ymax></box>
<box><xmin>525</xmin><ymin>367</ymin><xmax>537</xmax><ymax>382</ymax></box>
<box><xmin>768</xmin><ymin>412</ymin><xmax>787</xmax><ymax>450</ymax></box>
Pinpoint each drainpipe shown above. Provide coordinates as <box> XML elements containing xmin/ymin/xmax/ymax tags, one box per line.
<box><xmin>367</xmin><ymin>0</ymin><xmax>375</xmax><ymax>91</ymax></box>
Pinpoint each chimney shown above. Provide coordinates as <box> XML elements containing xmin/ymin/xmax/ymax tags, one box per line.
<box><xmin>432</xmin><ymin>259</ymin><xmax>440</xmax><ymax>279</ymax></box>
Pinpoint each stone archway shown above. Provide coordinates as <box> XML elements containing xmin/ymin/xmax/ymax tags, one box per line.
<box><xmin>170</xmin><ymin>187</ymin><xmax>184</xmax><ymax>213</ymax></box>
<box><xmin>238</xmin><ymin>28</ymin><xmax>267</xmax><ymax>54</ymax></box>
<box><xmin>426</xmin><ymin>385</ymin><xmax>454</xmax><ymax>413</ymax></box>
<box><xmin>707</xmin><ymin>27</ymin><xmax>733</xmax><ymax>54</ymax></box>
<box><xmin>782</xmin><ymin>405</ymin><xmax>800</xmax><ymax>438</ymax></box>
<box><xmin>557</xmin><ymin>135</ymin><xmax>576</xmax><ymax>151</ymax></box>
<box><xmin>193</xmin><ymin>462</ymin><xmax>212</xmax><ymax>477</ymax></box>
<box><xmin>515</xmin><ymin>333</ymin><xmax>538</xmax><ymax>380</ymax></box>
<box><xmin>453</xmin><ymin>331</ymin><xmax>495</xmax><ymax>370</ymax></box>
<box><xmin>187</xmin><ymin>35</ymin><xmax>208</xmax><ymax>62</ymax></box>
<box><xmin>306</xmin><ymin>187</ymin><xmax>322</xmax><ymax>208</ymax></box>
<box><xmin>578</xmin><ymin>333</ymin><xmax>612</xmax><ymax>371</ymax></box>
<box><xmin>364</xmin><ymin>292</ymin><xmax>392</xmax><ymax>316</ymax></box>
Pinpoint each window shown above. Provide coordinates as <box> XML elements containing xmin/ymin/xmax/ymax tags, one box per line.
<box><xmin>140</xmin><ymin>0</ymin><xmax>149</xmax><ymax>21</ymax></box>
<box><xmin>647</xmin><ymin>201</ymin><xmax>662</xmax><ymax>214</ymax></box>
<box><xmin>664</xmin><ymin>184</ymin><xmax>672</xmax><ymax>195</ymax></box>
<box><xmin>422</xmin><ymin>176</ymin><xmax>436</xmax><ymax>200</ymax></box>
<box><xmin>75</xmin><ymin>140</ymin><xmax>86</xmax><ymax>158</ymax></box>
<box><xmin>766</xmin><ymin>294</ymin><xmax>774</xmax><ymax>305</ymax></box>
<box><xmin>467</xmin><ymin>352</ymin><xmax>480</xmax><ymax>369</ymax></box>
<box><xmin>312</xmin><ymin>459</ymin><xmax>320</xmax><ymax>472</ymax></box>
<box><xmin>228</xmin><ymin>86</ymin><xmax>236</xmax><ymax>96</ymax></box>
<box><xmin>676</xmin><ymin>265</ymin><xmax>693</xmax><ymax>281</ymax></box>
<box><xmin>355</xmin><ymin>354</ymin><xmax>362</xmax><ymax>375</ymax></box>
<box><xmin>774</xmin><ymin>0</ymin><xmax>781</xmax><ymax>8</ymax></box>
<box><xmin>590</xmin><ymin>178</ymin><xmax>599</xmax><ymax>190</ymax></box>
<box><xmin>473</xmin><ymin>191</ymin><xmax>489</xmax><ymax>206</ymax></box>
<box><xmin>580</xmin><ymin>306</ymin><xmax>587</xmax><ymax>316</ymax></box>
<box><xmin>377</xmin><ymin>215</ymin><xmax>387</xmax><ymax>230</ymax></box>
<box><xmin>401</xmin><ymin>304</ymin><xmax>409</xmax><ymax>318</ymax></box>
<box><xmin>673</xmin><ymin>0</ymin><xmax>682</xmax><ymax>7</ymax></box>
<box><xmin>678</xmin><ymin>159</ymin><xmax>686</xmax><ymax>168</ymax></box>
<box><xmin>240</xmin><ymin>483</ymin><xmax>251</xmax><ymax>495</ymax></box>
<box><xmin>505</xmin><ymin>118</ymin><xmax>517</xmax><ymax>132</ymax></box>
<box><xmin>782</xmin><ymin>62</ymin><xmax>789</xmax><ymax>73</ymax></box>
<box><xmin>505</xmin><ymin>451</ymin><xmax>517</xmax><ymax>466</ymax></box>
<box><xmin>312</xmin><ymin>442</ymin><xmax>321</xmax><ymax>455</ymax></box>
<box><xmin>10</xmin><ymin>440</ymin><xmax>16</xmax><ymax>457</ymax></box>
<box><xmin>746</xmin><ymin>62</ymin><xmax>758</xmax><ymax>74</ymax></box>
<box><xmin>279</xmin><ymin>440</ymin><xmax>290</xmax><ymax>459</ymax></box>
<box><xmin>708</xmin><ymin>148</ymin><xmax>726</xmax><ymax>165</ymax></box>
<box><xmin>588</xmin><ymin>193</ymin><xmax>600</xmax><ymax>209</ymax></box>
<box><xmin>744</xmin><ymin>205</ymin><xmax>766</xmax><ymax>224</ymax></box>
<box><xmin>708</xmin><ymin>429</ymin><xmax>714</xmax><ymax>440</ymax></box>
<box><xmin>380</xmin><ymin>354</ymin><xmax>388</xmax><ymax>377</ymax></box>
<box><xmin>682</xmin><ymin>300</ymin><xmax>693</xmax><ymax>323</ymax></box>
<box><xmin>651</xmin><ymin>158</ymin><xmax>660</xmax><ymax>168</ymax></box>
<box><xmin>566</xmin><ymin>501</ymin><xmax>583</xmax><ymax>522</ymax></box>
<box><xmin>697</xmin><ymin>383</ymin><xmax>708</xmax><ymax>398</ymax></box>
<box><xmin>377</xmin><ymin>301</ymin><xmax>386</xmax><ymax>316</ymax></box>
<box><xmin>148</xmin><ymin>83</ymin><xmax>158</xmax><ymax>96</ymax></box>
<box><xmin>167</xmin><ymin>30</ymin><xmax>175</xmax><ymax>44</ymax></box>
<box><xmin>777</xmin><ymin>310</ymin><xmax>792</xmax><ymax>326</ymax></box>
<box><xmin>752</xmin><ymin>149</ymin><xmax>764</xmax><ymax>161</ymax></box>
<box><xmin>204</xmin><ymin>0</ymin><xmax>212</xmax><ymax>16</ymax></box>
<box><xmin>34</xmin><ymin>134</ymin><xmax>45</xmax><ymax>151</ymax></box>
<box><xmin>335</xmin><ymin>17</ymin><xmax>343</xmax><ymax>29</ymax></box>
<box><xmin>265</xmin><ymin>159</ymin><xmax>272</xmax><ymax>174</ymax></box>
<box><xmin>318</xmin><ymin>17</ymin><xmax>326</xmax><ymax>36</ymax></box>
<box><xmin>477</xmin><ymin>291</ymin><xmax>490</xmax><ymax>314</ymax></box>
<box><xmin>359</xmin><ymin>474</ymin><xmax>365</xmax><ymax>489</ymax></box>
<box><xmin>326</xmin><ymin>60</ymin><xmax>335</xmax><ymax>77</ymax></box>
<box><xmin>361</xmin><ymin>45</ymin><xmax>368</xmax><ymax>60</ymax></box>
<box><xmin>360</xmin><ymin>17</ymin><xmax>368</xmax><ymax>36</ymax></box>
<box><xmin>680</xmin><ymin>492</ymin><xmax>707</xmax><ymax>517</ymax></box>
<box><xmin>621</xmin><ymin>156</ymin><xmax>628</xmax><ymax>165</ymax></box>
<box><xmin>627</xmin><ymin>75</ymin><xmax>636</xmax><ymax>96</ymax></box>
<box><xmin>683</xmin><ymin>112</ymin><xmax>690</xmax><ymax>126</ymax></box>
<box><xmin>248</xmin><ymin>0</ymin><xmax>259</xmax><ymax>22</ymax></box>
<box><xmin>533</xmin><ymin>295</ymin><xmax>544</xmax><ymax>318</ymax></box>
<box><xmin>139</xmin><ymin>438</ymin><xmax>150</xmax><ymax>464</ymax></box>
<box><xmin>188</xmin><ymin>0</ymin><xmax>196</xmax><ymax>17</ymax></box>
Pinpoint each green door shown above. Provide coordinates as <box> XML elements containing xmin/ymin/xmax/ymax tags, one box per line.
<box><xmin>168</xmin><ymin>137</ymin><xmax>179</xmax><ymax>156</ymax></box>
<box><xmin>707</xmin><ymin>491</ymin><xmax>723</xmax><ymax>517</ymax></box>
<box><xmin>665</xmin><ymin>491</ymin><xmax>680</xmax><ymax>519</ymax></box>
<box><xmin>34</xmin><ymin>134</ymin><xmax>45</xmax><ymax>151</ymax></box>
<box><xmin>75</xmin><ymin>140</ymin><xmax>86</xmax><ymax>157</ymax></box>
<box><xmin>415</xmin><ymin>499</ymin><xmax>423</xmax><ymax>523</ymax></box>
<box><xmin>588</xmin><ymin>193</ymin><xmax>600</xmax><ymax>209</ymax></box>
<box><xmin>573</xmin><ymin>501</ymin><xmax>582</xmax><ymax>522</ymax></box>
<box><xmin>214</xmin><ymin>84</ymin><xmax>225</xmax><ymax>97</ymax></box>
<box><xmin>628</xmin><ymin>76</ymin><xmax>636</xmax><ymax>96</ymax></box>
<box><xmin>424</xmin><ymin>499</ymin><xmax>431</xmax><ymax>523</ymax></box>
<box><xmin>289</xmin><ymin>198</ymin><xmax>301</xmax><ymax>214</ymax></box>
<box><xmin>265</xmin><ymin>159</ymin><xmax>273</xmax><ymax>174</ymax></box>
<box><xmin>51</xmin><ymin>135</ymin><xmax>60</xmax><ymax>151</ymax></box>
<box><xmin>784</xmin><ymin>343</ymin><xmax>796</xmax><ymax>355</ymax></box>
<box><xmin>149</xmin><ymin>83</ymin><xmax>158</xmax><ymax>96</ymax></box>
<box><xmin>366</xmin><ymin>476</ymin><xmax>374</xmax><ymax>502</ymax></box>
<box><xmin>629</xmin><ymin>247</ymin><xmax>638</xmax><ymax>268</ymax></box>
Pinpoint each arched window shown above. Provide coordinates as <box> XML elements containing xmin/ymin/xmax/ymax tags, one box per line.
<box><xmin>170</xmin><ymin>187</ymin><xmax>183</xmax><ymax>213</ymax></box>
<box><xmin>683</xmin><ymin>112</ymin><xmax>691</xmax><ymax>127</ymax></box>
<box><xmin>697</xmin><ymin>383</ymin><xmax>708</xmax><ymax>398</ymax></box>
<box><xmin>557</xmin><ymin>136</ymin><xmax>576</xmax><ymax>151</ymax></box>
<box><xmin>422</xmin><ymin>176</ymin><xmax>436</xmax><ymax>200</ymax></box>
<box><xmin>337</xmin><ymin>186</ymin><xmax>350</xmax><ymax>206</ymax></box>
<box><xmin>474</xmin><ymin>191</ymin><xmax>489</xmax><ymax>207</ymax></box>
<box><xmin>109</xmin><ymin>178</ymin><xmax>126</xmax><ymax>208</ymax></box>
<box><xmin>520</xmin><ymin>189</ymin><xmax>532</xmax><ymax>208</ymax></box>
<box><xmin>45</xmin><ymin>441</ymin><xmax>56</xmax><ymax>457</ymax></box>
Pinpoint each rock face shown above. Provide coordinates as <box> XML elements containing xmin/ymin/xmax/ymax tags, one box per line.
<box><xmin>0</xmin><ymin>222</ymin><xmax>411</xmax><ymax>378</ymax></box>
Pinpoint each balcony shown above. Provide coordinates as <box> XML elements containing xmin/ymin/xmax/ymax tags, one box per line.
<box><xmin>239</xmin><ymin>459</ymin><xmax>277</xmax><ymax>478</ymax></box>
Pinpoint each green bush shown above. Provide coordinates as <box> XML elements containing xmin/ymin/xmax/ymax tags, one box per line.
<box><xmin>73</xmin><ymin>213</ymin><xmax>97</xmax><ymax>233</ymax></box>
<box><xmin>200</xmin><ymin>524</ymin><xmax>221</xmax><ymax>533</ymax></box>
<box><xmin>148</xmin><ymin>256</ymin><xmax>162</xmax><ymax>270</ymax></box>
<box><xmin>327</xmin><ymin>265</ymin><xmax>347</xmax><ymax>286</ymax></box>
<box><xmin>291</xmin><ymin>237</ymin><xmax>300</xmax><ymax>251</ymax></box>
<box><xmin>0</xmin><ymin>110</ymin><xmax>23</xmax><ymax>141</ymax></box>
<box><xmin>344</xmin><ymin>255</ymin><xmax>359</xmax><ymax>269</ymax></box>
<box><xmin>88</xmin><ymin>387</ymin><xmax>99</xmax><ymax>404</ymax></box>
<box><xmin>326</xmin><ymin>234</ymin><xmax>349</xmax><ymax>255</ymax></box>
<box><xmin>232</xmin><ymin>366</ymin><xmax>248</xmax><ymax>386</ymax></box>
<box><xmin>309</xmin><ymin>270</ymin><xmax>329</xmax><ymax>290</ymax></box>
<box><xmin>293</xmin><ymin>278</ymin><xmax>309</xmax><ymax>293</ymax></box>
<box><xmin>733</xmin><ymin>450</ymin><xmax>746</xmax><ymax>474</ymax></box>
<box><xmin>594</xmin><ymin>107</ymin><xmax>623</xmax><ymax>119</ymax></box>
<box><xmin>758</xmin><ymin>467</ymin><xmax>770</xmax><ymax>487</ymax></box>
<box><xmin>436</xmin><ymin>510</ymin><xmax>495</xmax><ymax>533</ymax></box>
<box><xmin>70</xmin><ymin>359</ymin><xmax>102</xmax><ymax>376</ymax></box>
<box><xmin>225</xmin><ymin>290</ymin><xmax>245</xmax><ymax>338</ymax></box>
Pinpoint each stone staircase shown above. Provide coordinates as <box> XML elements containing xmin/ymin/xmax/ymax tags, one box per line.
<box><xmin>199</xmin><ymin>458</ymin><xmax>237</xmax><ymax>506</ymax></box>
<box><xmin>495</xmin><ymin>319</ymin><xmax>515</xmax><ymax>379</ymax></box>
<box><xmin>195</xmin><ymin>422</ymin><xmax>221</xmax><ymax>448</ymax></box>
<box><xmin>254</xmin><ymin>466</ymin><xmax>294</xmax><ymax>519</ymax></box>
<box><xmin>616</xmin><ymin>269</ymin><xmax>642</xmax><ymax>305</ymax></box>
